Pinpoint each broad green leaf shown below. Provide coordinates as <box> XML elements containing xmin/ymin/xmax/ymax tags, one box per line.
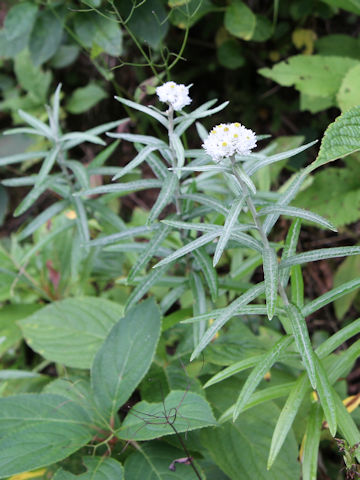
<box><xmin>267</xmin><ymin>375</ymin><xmax>308</xmax><ymax>469</ymax></box>
<box><xmin>0</xmin><ymin>304</ymin><xmax>40</xmax><ymax>357</ymax></box>
<box><xmin>302</xmin><ymin>277</ymin><xmax>360</xmax><ymax>317</ymax></box>
<box><xmin>190</xmin><ymin>282</ymin><xmax>265</xmax><ymax>360</ymax></box>
<box><xmin>0</xmin><ymin>394</ymin><xmax>93</xmax><ymax>477</ymax></box>
<box><xmin>280</xmin><ymin>246</ymin><xmax>360</xmax><ymax>268</ymax></box>
<box><xmin>301</xmin><ymin>403</ymin><xmax>322</xmax><ymax>480</ymax></box>
<box><xmin>93</xmin><ymin>14</ymin><xmax>122</xmax><ymax>56</ymax></box>
<box><xmin>262</xmin><ymin>247</ymin><xmax>278</xmax><ymax>320</ymax></box>
<box><xmin>54</xmin><ymin>456</ymin><xmax>123</xmax><ymax>479</ymax></box>
<box><xmin>308</xmin><ymin>105</ymin><xmax>360</xmax><ymax>172</ymax></box>
<box><xmin>313</xmin><ymin>355</ymin><xmax>337</xmax><ymax>436</ymax></box>
<box><xmin>213</xmin><ymin>197</ymin><xmax>245</xmax><ymax>266</ymax></box>
<box><xmin>280</xmin><ymin>218</ymin><xmax>301</xmax><ymax>287</ymax></box>
<box><xmin>29</xmin><ymin>8</ymin><xmax>63</xmax><ymax>66</ymax></box>
<box><xmin>4</xmin><ymin>2</ymin><xmax>37</xmax><ymax>42</ymax></box>
<box><xmin>285</xmin><ymin>304</ymin><xmax>317</xmax><ymax>388</ymax></box>
<box><xmin>14</xmin><ymin>50</ymin><xmax>52</xmax><ymax>102</ymax></box>
<box><xmin>66</xmin><ymin>83</ymin><xmax>107</xmax><ymax>114</ymax></box>
<box><xmin>316</xmin><ymin>34</ymin><xmax>360</xmax><ymax>59</ymax></box>
<box><xmin>233</xmin><ymin>336</ymin><xmax>293</xmax><ymax>420</ymax></box>
<box><xmin>124</xmin><ymin>443</ymin><xmax>201</xmax><ymax>480</ymax></box>
<box><xmin>155</xmin><ymin>230</ymin><xmax>220</xmax><ymax>268</ymax></box>
<box><xmin>217</xmin><ymin>39</ymin><xmax>245</xmax><ymax>69</ymax></box>
<box><xmin>117</xmin><ymin>390</ymin><xmax>216</xmax><ymax>440</ymax></box>
<box><xmin>193</xmin><ymin>247</ymin><xmax>218</xmax><ymax>301</ymax></box>
<box><xmin>337</xmin><ymin>64</ymin><xmax>360</xmax><ymax>112</ymax></box>
<box><xmin>19</xmin><ymin>297</ymin><xmax>123</xmax><ymax>369</ymax></box>
<box><xmin>148</xmin><ymin>173</ymin><xmax>178</xmax><ymax>224</ymax></box>
<box><xmin>225</xmin><ymin>0</ymin><xmax>256</xmax><ymax>40</ymax></box>
<box><xmin>202</xmin><ymin>400</ymin><xmax>300</xmax><ymax>480</ymax></box>
<box><xmin>258</xmin><ymin>205</ymin><xmax>336</xmax><ymax>231</ymax></box>
<box><xmin>91</xmin><ymin>298</ymin><xmax>161</xmax><ymax>419</ymax></box>
<box><xmin>259</xmin><ymin>55</ymin><xmax>358</xmax><ymax>98</ymax></box>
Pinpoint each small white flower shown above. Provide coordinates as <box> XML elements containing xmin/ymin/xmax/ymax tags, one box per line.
<box><xmin>156</xmin><ymin>81</ymin><xmax>192</xmax><ymax>111</ymax></box>
<box><xmin>202</xmin><ymin>122</ymin><xmax>257</xmax><ymax>162</ymax></box>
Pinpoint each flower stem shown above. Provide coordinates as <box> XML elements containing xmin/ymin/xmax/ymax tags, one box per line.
<box><xmin>167</xmin><ymin>106</ymin><xmax>181</xmax><ymax>215</ymax></box>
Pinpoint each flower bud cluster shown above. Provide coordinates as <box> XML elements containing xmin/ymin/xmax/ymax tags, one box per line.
<box><xmin>156</xmin><ymin>81</ymin><xmax>192</xmax><ymax>111</ymax></box>
<box><xmin>202</xmin><ymin>123</ymin><xmax>257</xmax><ymax>162</ymax></box>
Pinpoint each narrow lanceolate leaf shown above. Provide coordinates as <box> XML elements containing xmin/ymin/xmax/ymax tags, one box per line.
<box><xmin>73</xmin><ymin>197</ymin><xmax>90</xmax><ymax>245</ymax></box>
<box><xmin>107</xmin><ymin>131</ymin><xmax>168</xmax><ymax>149</ymax></box>
<box><xmin>147</xmin><ymin>173</ymin><xmax>178</xmax><ymax>224</ymax></box>
<box><xmin>0</xmin><ymin>394</ymin><xmax>93</xmax><ymax>477</ymax></box>
<box><xmin>128</xmin><ymin>224</ymin><xmax>170</xmax><ymax>282</ymax></box>
<box><xmin>307</xmin><ymin>105</ymin><xmax>360</xmax><ymax>173</ymax></box>
<box><xmin>76</xmin><ymin>179</ymin><xmax>162</xmax><ymax>197</ymax></box>
<box><xmin>280</xmin><ymin>246</ymin><xmax>360</xmax><ymax>268</ymax></box>
<box><xmin>154</xmin><ymin>230</ymin><xmax>220</xmax><ymax>268</ymax></box>
<box><xmin>190</xmin><ymin>282</ymin><xmax>265</xmax><ymax>361</ymax></box>
<box><xmin>190</xmin><ymin>271</ymin><xmax>207</xmax><ymax>346</ymax></box>
<box><xmin>263</xmin><ymin>170</ymin><xmax>308</xmax><ymax>235</ymax></box>
<box><xmin>302</xmin><ymin>277</ymin><xmax>360</xmax><ymax>317</ymax></box>
<box><xmin>301</xmin><ymin>403</ymin><xmax>323</xmax><ymax>480</ymax></box>
<box><xmin>193</xmin><ymin>247</ymin><xmax>218</xmax><ymax>301</ymax></box>
<box><xmin>181</xmin><ymin>305</ymin><xmax>285</xmax><ymax>325</ymax></box>
<box><xmin>126</xmin><ymin>265</ymin><xmax>169</xmax><ymax>311</ymax></box>
<box><xmin>112</xmin><ymin>146</ymin><xmax>158</xmax><ymax>181</ymax></box>
<box><xmin>245</xmin><ymin>140</ymin><xmax>318</xmax><ymax>176</ymax></box>
<box><xmin>18</xmin><ymin>109</ymin><xmax>54</xmax><ymax>139</ymax></box>
<box><xmin>180</xmin><ymin>193</ymin><xmax>229</xmax><ymax>215</ymax></box>
<box><xmin>334</xmin><ymin>391</ymin><xmax>360</xmax><ymax>462</ymax></box>
<box><xmin>174</xmin><ymin>100</ymin><xmax>229</xmax><ymax>136</ymax></box>
<box><xmin>233</xmin><ymin>336</ymin><xmax>293</xmax><ymax>421</ymax></box>
<box><xmin>65</xmin><ymin>160</ymin><xmax>90</xmax><ymax>190</ymax></box>
<box><xmin>285</xmin><ymin>304</ymin><xmax>317</xmax><ymax>388</ymax></box>
<box><xmin>91</xmin><ymin>298</ymin><xmax>161</xmax><ymax>420</ymax></box>
<box><xmin>263</xmin><ymin>247</ymin><xmax>279</xmax><ymax>320</ymax></box>
<box><xmin>291</xmin><ymin>265</ymin><xmax>304</xmax><ymax>308</ymax></box>
<box><xmin>115</xmin><ymin>96</ymin><xmax>168</xmax><ymax>127</ymax></box>
<box><xmin>0</xmin><ymin>150</ymin><xmax>48</xmax><ymax>167</ymax></box>
<box><xmin>314</xmin><ymin>355</ymin><xmax>337</xmax><ymax>436</ymax></box>
<box><xmin>280</xmin><ymin>218</ymin><xmax>301</xmax><ymax>287</ymax></box>
<box><xmin>61</xmin><ymin>131</ymin><xmax>105</xmax><ymax>147</ymax></box>
<box><xmin>18</xmin><ymin>200</ymin><xmax>69</xmax><ymax>240</ymax></box>
<box><xmin>316</xmin><ymin>317</ymin><xmax>360</xmax><ymax>359</ymax></box>
<box><xmin>213</xmin><ymin>197</ymin><xmax>245</xmax><ymax>266</ymax></box>
<box><xmin>232</xmin><ymin>165</ymin><xmax>256</xmax><ymax>195</ymax></box>
<box><xmin>170</xmin><ymin>133</ymin><xmax>185</xmax><ymax>173</ymax></box>
<box><xmin>258</xmin><ymin>205</ymin><xmax>336</xmax><ymax>232</ymax></box>
<box><xmin>268</xmin><ymin>375</ymin><xmax>309</xmax><ymax>469</ymax></box>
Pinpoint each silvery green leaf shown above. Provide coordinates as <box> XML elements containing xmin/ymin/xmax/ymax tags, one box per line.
<box><xmin>154</xmin><ymin>230</ymin><xmax>221</xmax><ymax>268</ymax></box>
<box><xmin>3</xmin><ymin>127</ymin><xmax>41</xmax><ymax>136</ymax></box>
<box><xmin>88</xmin><ymin>140</ymin><xmax>120</xmax><ymax>168</ymax></box>
<box><xmin>145</xmin><ymin>150</ymin><xmax>168</xmax><ymax>180</ymax></box>
<box><xmin>126</xmin><ymin>264</ymin><xmax>170</xmax><ymax>311</ymax></box>
<box><xmin>112</xmin><ymin>145</ymin><xmax>158</xmax><ymax>181</ymax></box>
<box><xmin>263</xmin><ymin>170</ymin><xmax>308</xmax><ymax>235</ymax></box>
<box><xmin>280</xmin><ymin>246</ymin><xmax>360</xmax><ymax>268</ymax></box>
<box><xmin>2</xmin><ymin>176</ymin><xmax>37</xmax><ymax>187</ymax></box>
<box><xmin>314</xmin><ymin>355</ymin><xmax>337</xmax><ymax>436</ymax></box>
<box><xmin>88</xmin><ymin>167</ymin><xmax>123</xmax><ymax>176</ymax></box>
<box><xmin>18</xmin><ymin>200</ymin><xmax>69</xmax><ymax>240</ymax></box>
<box><xmin>64</xmin><ymin>160</ymin><xmax>89</xmax><ymax>189</ymax></box>
<box><xmin>258</xmin><ymin>205</ymin><xmax>336</xmax><ymax>232</ymax></box>
<box><xmin>263</xmin><ymin>247</ymin><xmax>279</xmax><ymax>321</ymax></box>
<box><xmin>233</xmin><ymin>336</ymin><xmax>293</xmax><ymax>420</ymax></box>
<box><xmin>190</xmin><ymin>282</ymin><xmax>265</xmax><ymax>360</ymax></box>
<box><xmin>160</xmin><ymin>283</ymin><xmax>187</xmax><ymax>315</ymax></box>
<box><xmin>190</xmin><ymin>271</ymin><xmax>207</xmax><ymax>345</ymax></box>
<box><xmin>88</xmin><ymin>225</ymin><xmax>158</xmax><ymax>247</ymax></box>
<box><xmin>196</xmin><ymin>121</ymin><xmax>208</xmax><ymax>141</ymax></box>
<box><xmin>173</xmin><ymin>99</ymin><xmax>217</xmax><ymax>126</ymax></box>
<box><xmin>73</xmin><ymin>196</ymin><xmax>89</xmax><ymax>244</ymax></box>
<box><xmin>284</xmin><ymin>303</ymin><xmax>317</xmax><ymax>388</ymax></box>
<box><xmin>180</xmin><ymin>193</ymin><xmax>228</xmax><ymax>215</ymax></box>
<box><xmin>115</xmin><ymin>96</ymin><xmax>168</xmax><ymax>127</ymax></box>
<box><xmin>128</xmin><ymin>224</ymin><xmax>171</xmax><ymax>282</ymax></box>
<box><xmin>280</xmin><ymin>219</ymin><xmax>301</xmax><ymax>287</ymax></box>
<box><xmin>244</xmin><ymin>140</ymin><xmax>318</xmax><ymax>176</ymax></box>
<box><xmin>302</xmin><ymin>277</ymin><xmax>360</xmax><ymax>317</ymax></box>
<box><xmin>170</xmin><ymin>132</ymin><xmax>184</xmax><ymax>173</ymax></box>
<box><xmin>230</xmin><ymin>253</ymin><xmax>263</xmax><ymax>278</ymax></box>
<box><xmin>76</xmin><ymin>179</ymin><xmax>162</xmax><ymax>197</ymax></box>
<box><xmin>174</xmin><ymin>164</ymin><xmax>229</xmax><ymax>173</ymax></box>
<box><xmin>107</xmin><ymin>132</ymin><xmax>168</xmax><ymax>149</ymax></box>
<box><xmin>230</xmin><ymin>231</ymin><xmax>263</xmax><ymax>252</ymax></box>
<box><xmin>51</xmin><ymin>83</ymin><xmax>62</xmax><ymax>135</ymax></box>
<box><xmin>18</xmin><ymin>109</ymin><xmax>54</xmax><ymax>139</ymax></box>
<box><xmin>181</xmin><ymin>304</ymin><xmax>278</xmax><ymax>324</ymax></box>
<box><xmin>64</xmin><ymin>119</ymin><xmax>128</xmax><ymax>150</ymax></box>
<box><xmin>232</xmin><ymin>164</ymin><xmax>256</xmax><ymax>195</ymax></box>
<box><xmin>193</xmin><ymin>247</ymin><xmax>218</xmax><ymax>301</ymax></box>
<box><xmin>0</xmin><ymin>151</ymin><xmax>48</xmax><ymax>167</ymax></box>
<box><xmin>148</xmin><ymin>174</ymin><xmax>178</xmax><ymax>224</ymax></box>
<box><xmin>174</xmin><ymin>100</ymin><xmax>229</xmax><ymax>136</ymax></box>
<box><xmin>60</xmin><ymin>131</ymin><xmax>105</xmax><ymax>147</ymax></box>
<box><xmin>87</xmin><ymin>198</ymin><xmax>126</xmax><ymax>232</ymax></box>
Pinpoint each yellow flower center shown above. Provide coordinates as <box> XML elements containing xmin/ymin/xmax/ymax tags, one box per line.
<box><xmin>222</xmin><ymin>142</ymin><xmax>228</xmax><ymax>147</ymax></box>
<box><xmin>234</xmin><ymin>122</ymin><xmax>240</xmax><ymax>127</ymax></box>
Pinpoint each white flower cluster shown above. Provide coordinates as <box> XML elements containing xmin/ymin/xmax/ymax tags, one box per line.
<box><xmin>156</xmin><ymin>81</ymin><xmax>192</xmax><ymax>111</ymax></box>
<box><xmin>202</xmin><ymin>123</ymin><xmax>257</xmax><ymax>162</ymax></box>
